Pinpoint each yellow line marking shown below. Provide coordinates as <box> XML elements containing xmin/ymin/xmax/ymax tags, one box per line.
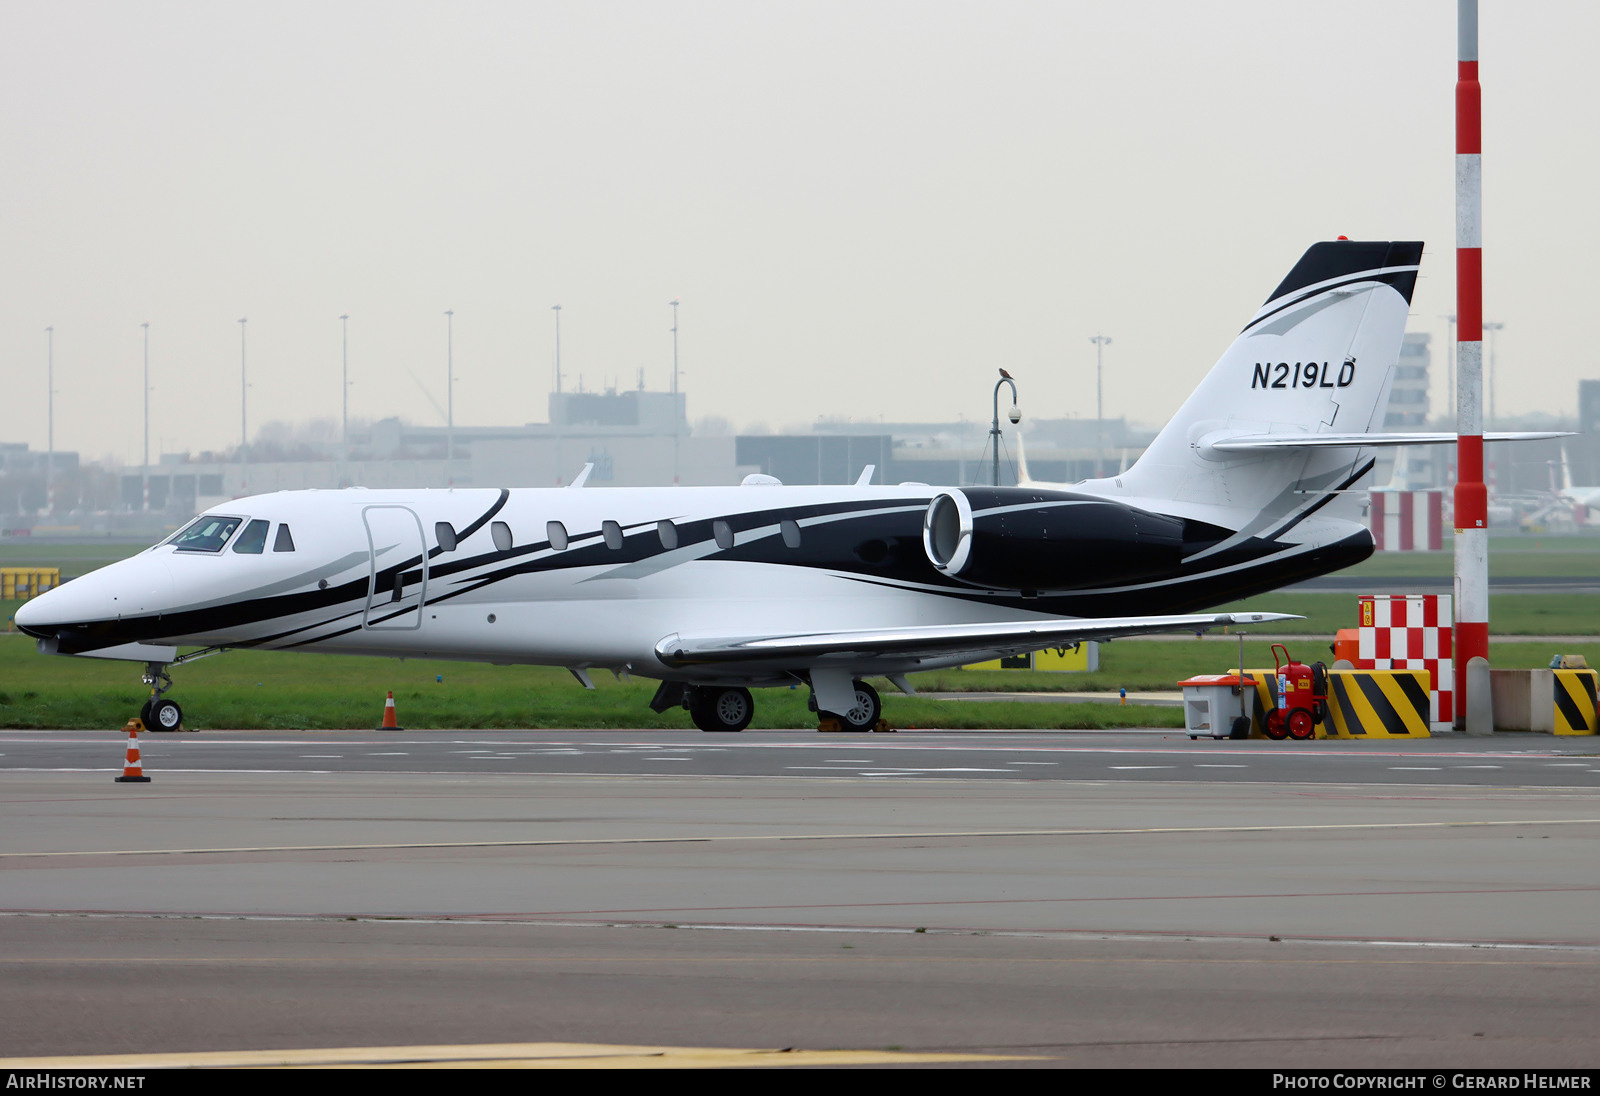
<box><xmin>0</xmin><ymin>1042</ymin><xmax>1033</xmax><ymax>1069</ymax></box>
<box><xmin>5</xmin><ymin>817</ymin><xmax>1600</xmax><ymax>860</ymax></box>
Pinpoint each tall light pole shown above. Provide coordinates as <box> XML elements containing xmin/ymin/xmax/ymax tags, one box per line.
<box><xmin>1482</xmin><ymin>321</ymin><xmax>1504</xmax><ymax>430</ymax></box>
<box><xmin>991</xmin><ymin>369</ymin><xmax>1020</xmax><ymax>487</ymax></box>
<box><xmin>1090</xmin><ymin>334</ymin><xmax>1112</xmax><ymax>479</ymax></box>
<box><xmin>1440</xmin><ymin>314</ymin><xmax>1457</xmax><ymax>423</ymax></box>
<box><xmin>551</xmin><ymin>304</ymin><xmax>562</xmax><ymax>396</ymax></box>
<box><xmin>445</xmin><ymin>309</ymin><xmax>455</xmax><ymax>485</ymax></box>
<box><xmin>339</xmin><ymin>314</ymin><xmax>351</xmax><ymax>469</ymax></box>
<box><xmin>238</xmin><ymin>317</ymin><xmax>248</xmax><ymax>496</ymax></box>
<box><xmin>1483</xmin><ymin>320</ymin><xmax>1505</xmax><ymax>495</ymax></box>
<box><xmin>141</xmin><ymin>322</ymin><xmax>150</xmax><ymax>511</ymax></box>
<box><xmin>44</xmin><ymin>325</ymin><xmax>54</xmax><ymax>516</ymax></box>
<box><xmin>669</xmin><ymin>298</ymin><xmax>680</xmax><ymax>485</ymax></box>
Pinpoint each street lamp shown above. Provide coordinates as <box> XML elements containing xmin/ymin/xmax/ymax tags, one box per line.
<box><xmin>1482</xmin><ymin>320</ymin><xmax>1505</xmax><ymax>494</ymax></box>
<box><xmin>238</xmin><ymin>317</ymin><xmax>248</xmax><ymax>495</ymax></box>
<box><xmin>141</xmin><ymin>322</ymin><xmax>150</xmax><ymax>510</ymax></box>
<box><xmin>551</xmin><ymin>304</ymin><xmax>562</xmax><ymax>396</ymax></box>
<box><xmin>340</xmin><ymin>314</ymin><xmax>350</xmax><ymax>465</ymax></box>
<box><xmin>1440</xmin><ymin>314</ymin><xmax>1456</xmax><ymax>421</ymax></box>
<box><xmin>445</xmin><ymin>309</ymin><xmax>455</xmax><ymax>485</ymax></box>
<box><xmin>670</xmin><ymin>299</ymin><xmax>680</xmax><ymax>484</ymax></box>
<box><xmin>991</xmin><ymin>368</ymin><xmax>1020</xmax><ymax>487</ymax></box>
<box><xmin>1482</xmin><ymin>321</ymin><xmax>1504</xmax><ymax>429</ymax></box>
<box><xmin>1090</xmin><ymin>334</ymin><xmax>1112</xmax><ymax>479</ymax></box>
<box><xmin>44</xmin><ymin>326</ymin><xmax>54</xmax><ymax>516</ymax></box>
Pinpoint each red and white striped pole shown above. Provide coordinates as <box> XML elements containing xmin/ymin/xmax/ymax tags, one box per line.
<box><xmin>1454</xmin><ymin>0</ymin><xmax>1489</xmax><ymax>728</ymax></box>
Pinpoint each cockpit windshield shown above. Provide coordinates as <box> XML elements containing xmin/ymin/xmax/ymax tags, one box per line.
<box><xmin>165</xmin><ymin>515</ymin><xmax>245</xmax><ymax>553</ymax></box>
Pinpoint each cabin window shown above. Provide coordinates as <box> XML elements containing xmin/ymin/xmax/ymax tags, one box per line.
<box><xmin>435</xmin><ymin>522</ymin><xmax>457</xmax><ymax>552</ymax></box>
<box><xmin>602</xmin><ymin>520</ymin><xmax>623</xmax><ymax>550</ymax></box>
<box><xmin>168</xmin><ymin>514</ymin><xmax>244</xmax><ymax>553</ymax></box>
<box><xmin>713</xmin><ymin>520</ymin><xmax>734</xmax><ymax>550</ymax></box>
<box><xmin>273</xmin><ymin>524</ymin><xmax>296</xmax><ymax>553</ymax></box>
<box><xmin>657</xmin><ymin>520</ymin><xmax>678</xmax><ymax>550</ymax></box>
<box><xmin>231</xmin><ymin>519</ymin><xmax>270</xmax><ymax>555</ymax></box>
<box><xmin>547</xmin><ymin>521</ymin><xmax>568</xmax><ymax>551</ymax></box>
<box><xmin>491</xmin><ymin>521</ymin><xmax>513</xmax><ymax>552</ymax></box>
<box><xmin>780</xmin><ymin>519</ymin><xmax>802</xmax><ymax>549</ymax></box>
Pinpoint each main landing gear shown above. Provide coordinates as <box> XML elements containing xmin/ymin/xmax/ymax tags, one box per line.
<box><xmin>817</xmin><ymin>679</ymin><xmax>882</xmax><ymax>732</ymax></box>
<box><xmin>686</xmin><ymin>685</ymin><xmax>755</xmax><ymax>733</ymax></box>
<box><xmin>138</xmin><ymin>662</ymin><xmax>185</xmax><ymax>732</ymax></box>
<box><xmin>661</xmin><ymin>678</ymin><xmax>886</xmax><ymax>733</ymax></box>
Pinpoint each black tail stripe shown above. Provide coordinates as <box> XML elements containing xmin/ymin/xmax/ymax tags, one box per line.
<box><xmin>1268</xmin><ymin>458</ymin><xmax>1377</xmax><ymax>543</ymax></box>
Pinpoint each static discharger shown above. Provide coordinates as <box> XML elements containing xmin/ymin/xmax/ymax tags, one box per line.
<box><xmin>114</xmin><ymin>724</ymin><xmax>151</xmax><ymax>783</ymax></box>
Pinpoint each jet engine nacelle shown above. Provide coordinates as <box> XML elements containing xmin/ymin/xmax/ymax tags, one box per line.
<box><xmin>921</xmin><ymin>487</ymin><xmax>1188</xmax><ymax>591</ymax></box>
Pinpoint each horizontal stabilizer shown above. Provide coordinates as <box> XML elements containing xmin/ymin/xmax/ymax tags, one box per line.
<box><xmin>655</xmin><ymin>612</ymin><xmax>1298</xmax><ymax>668</ymax></box>
<box><xmin>1208</xmin><ymin>431</ymin><xmax>1571</xmax><ymax>453</ymax></box>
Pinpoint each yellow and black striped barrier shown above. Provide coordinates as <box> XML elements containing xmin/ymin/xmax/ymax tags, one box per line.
<box><xmin>1323</xmin><ymin>670</ymin><xmax>1431</xmax><ymax>739</ymax></box>
<box><xmin>1235</xmin><ymin>669</ymin><xmax>1431</xmax><ymax>739</ymax></box>
<box><xmin>1</xmin><ymin>567</ymin><xmax>59</xmax><ymax>600</ymax></box>
<box><xmin>1554</xmin><ymin>669</ymin><xmax>1598</xmax><ymax>735</ymax></box>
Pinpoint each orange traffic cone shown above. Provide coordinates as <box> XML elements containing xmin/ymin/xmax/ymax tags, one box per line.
<box><xmin>114</xmin><ymin>724</ymin><xmax>151</xmax><ymax>783</ymax></box>
<box><xmin>378</xmin><ymin>691</ymin><xmax>403</xmax><ymax>731</ymax></box>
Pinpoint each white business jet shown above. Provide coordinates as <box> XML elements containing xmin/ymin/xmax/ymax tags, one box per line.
<box><xmin>16</xmin><ymin>240</ymin><xmax>1562</xmax><ymax>732</ymax></box>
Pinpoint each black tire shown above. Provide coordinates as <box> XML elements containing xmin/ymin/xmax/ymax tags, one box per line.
<box><xmin>147</xmin><ymin>697</ymin><xmax>183</xmax><ymax>732</ymax></box>
<box><xmin>139</xmin><ymin>699</ymin><xmax>153</xmax><ymax>727</ymax></box>
<box><xmin>824</xmin><ymin>680</ymin><xmax>881</xmax><ymax>732</ymax></box>
<box><xmin>688</xmin><ymin>686</ymin><xmax>754</xmax><ymax>733</ymax></box>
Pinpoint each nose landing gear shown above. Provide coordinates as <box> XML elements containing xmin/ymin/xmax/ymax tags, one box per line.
<box><xmin>138</xmin><ymin>662</ymin><xmax>185</xmax><ymax>732</ymax></box>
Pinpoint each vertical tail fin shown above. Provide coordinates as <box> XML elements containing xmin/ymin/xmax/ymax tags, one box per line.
<box><xmin>1119</xmin><ymin>240</ymin><xmax>1422</xmax><ymax>520</ymax></box>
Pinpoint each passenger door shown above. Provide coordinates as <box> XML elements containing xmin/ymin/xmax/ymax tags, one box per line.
<box><xmin>363</xmin><ymin>506</ymin><xmax>427</xmax><ymax>630</ymax></box>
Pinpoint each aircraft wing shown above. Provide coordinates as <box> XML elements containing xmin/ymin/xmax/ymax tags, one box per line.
<box><xmin>654</xmin><ymin>611</ymin><xmax>1296</xmax><ymax>669</ymax></box>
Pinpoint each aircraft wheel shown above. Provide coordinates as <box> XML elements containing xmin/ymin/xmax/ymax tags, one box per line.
<box><xmin>1287</xmin><ymin>708</ymin><xmax>1315</xmax><ymax>740</ymax></box>
<box><xmin>1264</xmin><ymin>710</ymin><xmax>1289</xmax><ymax>740</ymax></box>
<box><xmin>147</xmin><ymin>698</ymin><xmax>183</xmax><ymax>732</ymax></box>
<box><xmin>689</xmin><ymin>686</ymin><xmax>754</xmax><ymax>733</ymax></box>
<box><xmin>824</xmin><ymin>680</ymin><xmax>881</xmax><ymax>732</ymax></box>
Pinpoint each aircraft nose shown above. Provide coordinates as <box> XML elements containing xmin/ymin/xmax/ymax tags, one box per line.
<box><xmin>12</xmin><ymin>558</ymin><xmax>174</xmax><ymax>637</ymax></box>
<box><xmin>13</xmin><ymin>578</ymin><xmax>107</xmax><ymax>637</ymax></box>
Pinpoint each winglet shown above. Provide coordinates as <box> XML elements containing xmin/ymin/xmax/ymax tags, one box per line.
<box><xmin>568</xmin><ymin>463</ymin><xmax>595</xmax><ymax>488</ymax></box>
<box><xmin>855</xmin><ymin>465</ymin><xmax>876</xmax><ymax>487</ymax></box>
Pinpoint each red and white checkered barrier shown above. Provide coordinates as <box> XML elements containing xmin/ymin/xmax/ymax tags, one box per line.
<box><xmin>1356</xmin><ymin>594</ymin><xmax>1453</xmax><ymax>731</ymax></box>
<box><xmin>1370</xmin><ymin>490</ymin><xmax>1444</xmax><ymax>551</ymax></box>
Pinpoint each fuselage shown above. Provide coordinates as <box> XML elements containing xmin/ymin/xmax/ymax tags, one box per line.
<box><xmin>15</xmin><ymin>480</ymin><xmax>1371</xmax><ymax>684</ymax></box>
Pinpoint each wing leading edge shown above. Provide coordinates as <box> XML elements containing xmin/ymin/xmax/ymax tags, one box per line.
<box><xmin>654</xmin><ymin>611</ymin><xmax>1298</xmax><ymax>669</ymax></box>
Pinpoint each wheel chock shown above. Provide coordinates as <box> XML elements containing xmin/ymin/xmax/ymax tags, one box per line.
<box><xmin>817</xmin><ymin>718</ymin><xmax>843</xmax><ymax>733</ymax></box>
<box><xmin>114</xmin><ymin>724</ymin><xmax>151</xmax><ymax>784</ymax></box>
<box><xmin>873</xmin><ymin>719</ymin><xmax>896</xmax><ymax>733</ymax></box>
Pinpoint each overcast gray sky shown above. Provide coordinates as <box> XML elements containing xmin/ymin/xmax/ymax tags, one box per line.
<box><xmin>3</xmin><ymin>1</ymin><xmax>1595</xmax><ymax>466</ymax></box>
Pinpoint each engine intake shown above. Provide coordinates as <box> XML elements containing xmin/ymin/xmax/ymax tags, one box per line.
<box><xmin>922</xmin><ymin>487</ymin><xmax>1187</xmax><ymax>590</ymax></box>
